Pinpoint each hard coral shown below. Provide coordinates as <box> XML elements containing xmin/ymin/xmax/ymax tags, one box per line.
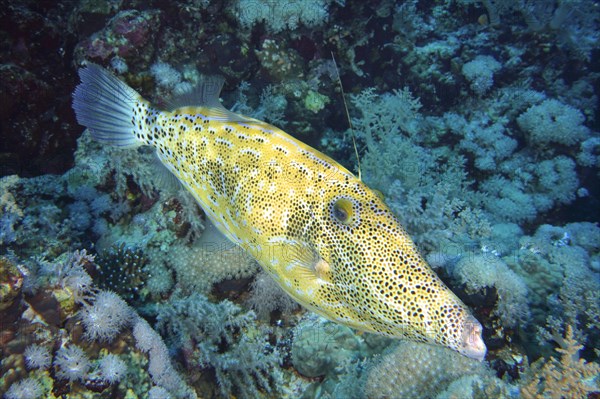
<box><xmin>521</xmin><ymin>325</ymin><xmax>600</xmax><ymax>399</ymax></box>
<box><xmin>364</xmin><ymin>341</ymin><xmax>488</xmax><ymax>399</ymax></box>
<box><xmin>168</xmin><ymin>239</ymin><xmax>258</xmax><ymax>294</ymax></box>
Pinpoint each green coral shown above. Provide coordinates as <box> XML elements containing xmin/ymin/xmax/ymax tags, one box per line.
<box><xmin>304</xmin><ymin>90</ymin><xmax>330</xmax><ymax>113</ymax></box>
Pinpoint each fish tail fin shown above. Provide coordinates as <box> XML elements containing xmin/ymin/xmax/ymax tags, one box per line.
<box><xmin>72</xmin><ymin>63</ymin><xmax>150</xmax><ymax>147</ymax></box>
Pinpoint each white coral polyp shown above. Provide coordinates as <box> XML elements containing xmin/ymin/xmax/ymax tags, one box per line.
<box><xmin>80</xmin><ymin>290</ymin><xmax>132</xmax><ymax>342</ymax></box>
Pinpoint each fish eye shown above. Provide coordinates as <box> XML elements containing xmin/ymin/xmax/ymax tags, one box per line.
<box><xmin>332</xmin><ymin>197</ymin><xmax>355</xmax><ymax>225</ymax></box>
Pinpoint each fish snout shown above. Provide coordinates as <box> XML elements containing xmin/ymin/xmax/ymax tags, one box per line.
<box><xmin>457</xmin><ymin>315</ymin><xmax>487</xmax><ymax>361</ymax></box>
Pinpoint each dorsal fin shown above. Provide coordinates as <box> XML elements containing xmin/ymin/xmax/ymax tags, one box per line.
<box><xmin>166</xmin><ymin>75</ymin><xmax>255</xmax><ymax>123</ymax></box>
<box><xmin>167</xmin><ymin>75</ymin><xmax>225</xmax><ymax>110</ymax></box>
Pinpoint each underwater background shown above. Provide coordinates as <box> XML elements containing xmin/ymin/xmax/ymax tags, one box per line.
<box><xmin>1</xmin><ymin>0</ymin><xmax>599</xmax><ymax>398</ymax></box>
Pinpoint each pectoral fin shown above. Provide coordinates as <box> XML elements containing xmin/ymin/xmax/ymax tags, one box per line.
<box><xmin>268</xmin><ymin>238</ymin><xmax>332</xmax><ymax>283</ymax></box>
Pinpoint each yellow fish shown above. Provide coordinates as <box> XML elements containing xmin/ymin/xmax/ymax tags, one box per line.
<box><xmin>73</xmin><ymin>64</ymin><xmax>486</xmax><ymax>360</ymax></box>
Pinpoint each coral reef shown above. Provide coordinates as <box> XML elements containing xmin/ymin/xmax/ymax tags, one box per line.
<box><xmin>247</xmin><ymin>270</ymin><xmax>299</xmax><ymax>320</ymax></box>
<box><xmin>1</xmin><ymin>0</ymin><xmax>599</xmax><ymax>398</ymax></box>
<box><xmin>364</xmin><ymin>341</ymin><xmax>507</xmax><ymax>399</ymax></box>
<box><xmin>521</xmin><ymin>326</ymin><xmax>600</xmax><ymax>399</ymax></box>
<box><xmin>234</xmin><ymin>0</ymin><xmax>331</xmax><ymax>32</ymax></box>
<box><xmin>453</xmin><ymin>253</ymin><xmax>529</xmax><ymax>327</ymax></box>
<box><xmin>155</xmin><ymin>291</ymin><xmax>284</xmax><ymax>399</ymax></box>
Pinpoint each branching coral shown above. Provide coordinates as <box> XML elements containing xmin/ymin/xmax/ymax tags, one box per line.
<box><xmin>247</xmin><ymin>270</ymin><xmax>299</xmax><ymax>320</ymax></box>
<box><xmin>521</xmin><ymin>325</ymin><xmax>600</xmax><ymax>399</ymax></box>
<box><xmin>155</xmin><ymin>291</ymin><xmax>282</xmax><ymax>399</ymax></box>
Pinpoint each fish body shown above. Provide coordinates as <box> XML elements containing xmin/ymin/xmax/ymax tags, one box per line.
<box><xmin>73</xmin><ymin>64</ymin><xmax>486</xmax><ymax>360</ymax></box>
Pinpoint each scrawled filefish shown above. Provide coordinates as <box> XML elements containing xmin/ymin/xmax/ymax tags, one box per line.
<box><xmin>72</xmin><ymin>64</ymin><xmax>486</xmax><ymax>360</ymax></box>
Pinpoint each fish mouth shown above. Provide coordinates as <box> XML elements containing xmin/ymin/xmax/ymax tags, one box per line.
<box><xmin>458</xmin><ymin>315</ymin><xmax>487</xmax><ymax>361</ymax></box>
